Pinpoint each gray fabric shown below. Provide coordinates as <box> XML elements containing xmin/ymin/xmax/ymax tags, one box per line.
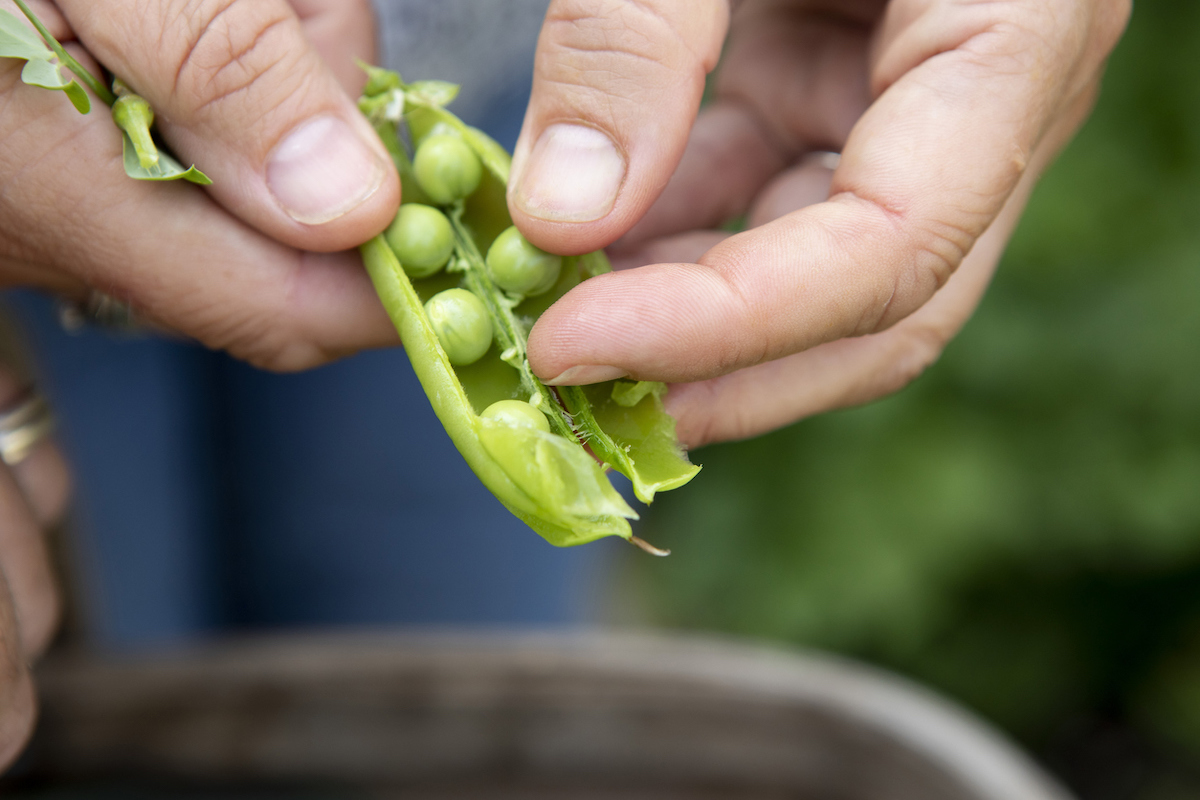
<box><xmin>373</xmin><ymin>0</ymin><xmax>552</xmax><ymax>129</ymax></box>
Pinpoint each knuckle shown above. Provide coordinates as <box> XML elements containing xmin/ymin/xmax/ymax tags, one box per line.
<box><xmin>1096</xmin><ymin>0</ymin><xmax>1133</xmax><ymax>54</ymax></box>
<box><xmin>168</xmin><ymin>0</ymin><xmax>303</xmax><ymax>121</ymax></box>
<box><xmin>910</xmin><ymin>217</ymin><xmax>970</xmax><ymax>290</ymax></box>
<box><xmin>1073</xmin><ymin>0</ymin><xmax>1131</xmax><ymax>88</ymax></box>
<box><xmin>841</xmin><ymin>193</ymin><xmax>971</xmax><ymax>337</ymax></box>
<box><xmin>869</xmin><ymin>323</ymin><xmax>949</xmax><ymax>400</ymax></box>
<box><xmin>965</xmin><ymin>1</ymin><xmax>1128</xmax><ymax>95</ymax></box>
<box><xmin>712</xmin><ymin>281</ymin><xmax>770</xmax><ymax>375</ymax></box>
<box><xmin>865</xmin><ymin>231</ymin><xmax>962</xmax><ymax>336</ymax></box>
<box><xmin>200</xmin><ymin>313</ymin><xmax>298</xmax><ymax>372</ymax></box>
<box><xmin>240</xmin><ymin>341</ymin><xmax>327</xmax><ymax>373</ymax></box>
<box><xmin>674</xmin><ymin>379</ymin><xmax>728</xmax><ymax>448</ymax></box>
<box><xmin>201</xmin><ymin>309</ymin><xmax>328</xmax><ymax>374</ymax></box>
<box><xmin>539</xmin><ymin>0</ymin><xmax>711</xmax><ymax>109</ymax></box>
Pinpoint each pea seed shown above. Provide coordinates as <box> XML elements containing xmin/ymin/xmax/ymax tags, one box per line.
<box><xmin>481</xmin><ymin>399</ymin><xmax>551</xmax><ymax>433</ymax></box>
<box><xmin>386</xmin><ymin>203</ymin><xmax>455</xmax><ymax>278</ymax></box>
<box><xmin>424</xmin><ymin>288</ymin><xmax>493</xmax><ymax>366</ymax></box>
<box><xmin>413</xmin><ymin>133</ymin><xmax>482</xmax><ymax>205</ymax></box>
<box><xmin>486</xmin><ymin>226</ymin><xmax>562</xmax><ymax>297</ymax></box>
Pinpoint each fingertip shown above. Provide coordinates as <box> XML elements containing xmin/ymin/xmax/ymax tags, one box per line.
<box><xmin>262</xmin><ymin>110</ymin><xmax>401</xmax><ymax>251</ymax></box>
<box><xmin>61</xmin><ymin>0</ymin><xmax>400</xmax><ymax>253</ymax></box>
<box><xmin>511</xmin><ymin>124</ymin><xmax>625</xmax><ymax>225</ymax></box>
<box><xmin>509</xmin><ymin>0</ymin><xmax>729</xmax><ymax>255</ymax></box>
<box><xmin>527</xmin><ymin>260</ymin><xmax>749</xmax><ymax>384</ymax></box>
<box><xmin>508</xmin><ymin>123</ymin><xmax>628</xmax><ymax>255</ymax></box>
<box><xmin>266</xmin><ymin>115</ymin><xmax>383</xmax><ymax>225</ymax></box>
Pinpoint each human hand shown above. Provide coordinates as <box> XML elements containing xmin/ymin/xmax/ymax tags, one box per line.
<box><xmin>512</xmin><ymin>0</ymin><xmax>1131</xmax><ymax>447</ymax></box>
<box><xmin>0</xmin><ymin>0</ymin><xmax>400</xmax><ymax>370</ymax></box>
<box><xmin>0</xmin><ymin>369</ymin><xmax>69</xmax><ymax>769</ymax></box>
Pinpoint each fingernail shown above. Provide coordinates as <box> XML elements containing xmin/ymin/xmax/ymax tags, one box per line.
<box><xmin>514</xmin><ymin>124</ymin><xmax>625</xmax><ymax>222</ymax></box>
<box><xmin>544</xmin><ymin>365</ymin><xmax>628</xmax><ymax>386</ymax></box>
<box><xmin>268</xmin><ymin>115</ymin><xmax>384</xmax><ymax>225</ymax></box>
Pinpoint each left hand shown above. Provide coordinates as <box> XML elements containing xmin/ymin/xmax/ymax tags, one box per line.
<box><xmin>0</xmin><ymin>369</ymin><xmax>69</xmax><ymax>770</ymax></box>
<box><xmin>510</xmin><ymin>0</ymin><xmax>1131</xmax><ymax>447</ymax></box>
<box><xmin>0</xmin><ymin>0</ymin><xmax>398</xmax><ymax>372</ymax></box>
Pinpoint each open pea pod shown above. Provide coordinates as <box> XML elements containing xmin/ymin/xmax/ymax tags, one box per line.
<box><xmin>362</xmin><ymin>237</ymin><xmax>635</xmax><ymax>545</ymax></box>
<box><xmin>357</xmin><ymin>67</ymin><xmax>699</xmax><ymax>548</ymax></box>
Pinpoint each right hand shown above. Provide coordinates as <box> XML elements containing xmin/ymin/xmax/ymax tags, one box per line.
<box><xmin>514</xmin><ymin>0</ymin><xmax>1128</xmax><ymax>447</ymax></box>
<box><xmin>0</xmin><ymin>0</ymin><xmax>401</xmax><ymax>371</ymax></box>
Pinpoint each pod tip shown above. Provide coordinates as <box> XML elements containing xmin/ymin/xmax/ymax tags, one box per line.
<box><xmin>630</xmin><ymin>536</ymin><xmax>670</xmax><ymax>557</ymax></box>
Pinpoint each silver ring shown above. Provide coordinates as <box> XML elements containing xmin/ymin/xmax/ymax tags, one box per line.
<box><xmin>58</xmin><ymin>290</ymin><xmax>141</xmax><ymax>334</ymax></box>
<box><xmin>810</xmin><ymin>150</ymin><xmax>842</xmax><ymax>171</ymax></box>
<box><xmin>0</xmin><ymin>391</ymin><xmax>55</xmax><ymax>466</ymax></box>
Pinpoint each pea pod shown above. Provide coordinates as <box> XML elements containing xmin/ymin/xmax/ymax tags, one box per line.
<box><xmin>358</xmin><ymin>66</ymin><xmax>699</xmax><ymax>549</ymax></box>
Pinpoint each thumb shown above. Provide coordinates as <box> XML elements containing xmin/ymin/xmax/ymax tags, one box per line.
<box><xmin>509</xmin><ymin>0</ymin><xmax>728</xmax><ymax>255</ymax></box>
<box><xmin>57</xmin><ymin>0</ymin><xmax>399</xmax><ymax>252</ymax></box>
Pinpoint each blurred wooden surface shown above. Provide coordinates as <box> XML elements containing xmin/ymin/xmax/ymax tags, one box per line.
<box><xmin>10</xmin><ymin>631</ymin><xmax>1073</xmax><ymax>799</ymax></box>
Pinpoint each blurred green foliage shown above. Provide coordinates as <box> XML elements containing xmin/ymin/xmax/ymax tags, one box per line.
<box><xmin>638</xmin><ymin>0</ymin><xmax>1200</xmax><ymax>770</ymax></box>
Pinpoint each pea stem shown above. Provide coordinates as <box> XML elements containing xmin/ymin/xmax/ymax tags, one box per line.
<box><xmin>446</xmin><ymin>208</ymin><xmax>577</xmax><ymax>441</ymax></box>
<box><xmin>447</xmin><ymin>209</ymin><xmax>633</xmax><ymax>476</ymax></box>
<box><xmin>558</xmin><ymin>385</ymin><xmax>624</xmax><ymax>455</ymax></box>
<box><xmin>13</xmin><ymin>0</ymin><xmax>117</xmax><ymax>107</ymax></box>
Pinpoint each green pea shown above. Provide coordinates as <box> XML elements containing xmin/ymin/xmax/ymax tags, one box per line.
<box><xmin>413</xmin><ymin>134</ymin><xmax>482</xmax><ymax>205</ymax></box>
<box><xmin>481</xmin><ymin>399</ymin><xmax>551</xmax><ymax>433</ymax></box>
<box><xmin>359</xmin><ymin>64</ymin><xmax>700</xmax><ymax>548</ymax></box>
<box><xmin>425</xmin><ymin>288</ymin><xmax>493</xmax><ymax>365</ymax></box>
<box><xmin>485</xmin><ymin>226</ymin><xmax>563</xmax><ymax>296</ymax></box>
<box><xmin>386</xmin><ymin>203</ymin><xmax>455</xmax><ymax>278</ymax></box>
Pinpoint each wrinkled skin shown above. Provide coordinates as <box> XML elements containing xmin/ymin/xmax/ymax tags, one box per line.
<box><xmin>0</xmin><ymin>0</ymin><xmax>1132</xmax><ymax>766</ymax></box>
<box><xmin>0</xmin><ymin>0</ymin><xmax>399</xmax><ymax>371</ymax></box>
<box><xmin>513</xmin><ymin>0</ymin><xmax>1132</xmax><ymax>447</ymax></box>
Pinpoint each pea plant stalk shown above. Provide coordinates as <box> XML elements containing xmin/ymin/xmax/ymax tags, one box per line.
<box><xmin>445</xmin><ymin>208</ymin><xmax>577</xmax><ymax>442</ymax></box>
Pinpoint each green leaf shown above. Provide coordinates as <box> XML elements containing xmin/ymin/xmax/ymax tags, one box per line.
<box><xmin>406</xmin><ymin>79</ymin><xmax>459</xmax><ymax>108</ymax></box>
<box><xmin>2</xmin><ymin>9</ymin><xmax>94</xmax><ymax>114</ymax></box>
<box><xmin>11</xmin><ymin>0</ymin><xmax>113</xmax><ymax>106</ymax></box>
<box><xmin>358</xmin><ymin>60</ymin><xmax>403</xmax><ymax>98</ymax></box>
<box><xmin>612</xmin><ymin>380</ymin><xmax>667</xmax><ymax>408</ymax></box>
<box><xmin>120</xmin><ymin>134</ymin><xmax>212</xmax><ymax>184</ymax></box>
<box><xmin>583</xmin><ymin>381</ymin><xmax>701</xmax><ymax>503</ymax></box>
<box><xmin>0</xmin><ymin>8</ymin><xmax>49</xmax><ymax>60</ymax></box>
<box><xmin>17</xmin><ymin>56</ymin><xmax>90</xmax><ymax>113</ymax></box>
<box><xmin>19</xmin><ymin>55</ymin><xmax>67</xmax><ymax>88</ymax></box>
<box><xmin>61</xmin><ymin>79</ymin><xmax>89</xmax><ymax>113</ymax></box>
